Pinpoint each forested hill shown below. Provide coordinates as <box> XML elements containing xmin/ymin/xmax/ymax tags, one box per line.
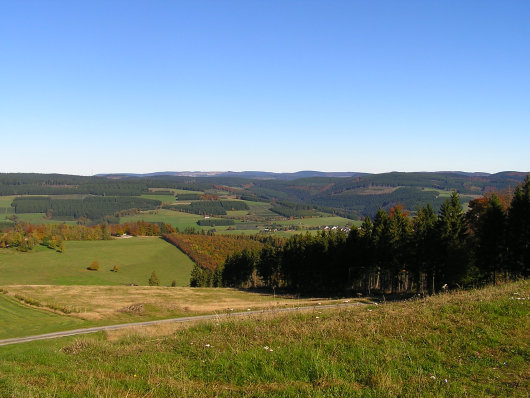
<box><xmin>1</xmin><ymin>171</ymin><xmax>527</xmax><ymax>219</ymax></box>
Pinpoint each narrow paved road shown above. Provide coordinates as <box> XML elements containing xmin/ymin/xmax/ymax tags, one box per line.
<box><xmin>0</xmin><ymin>302</ymin><xmax>371</xmax><ymax>346</ymax></box>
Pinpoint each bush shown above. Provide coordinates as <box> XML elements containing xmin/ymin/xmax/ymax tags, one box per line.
<box><xmin>171</xmin><ymin>280</ymin><xmax>177</xmax><ymax>287</ymax></box>
<box><xmin>87</xmin><ymin>260</ymin><xmax>99</xmax><ymax>271</ymax></box>
<box><xmin>111</xmin><ymin>265</ymin><xmax>119</xmax><ymax>272</ymax></box>
<box><xmin>148</xmin><ymin>271</ymin><xmax>160</xmax><ymax>286</ymax></box>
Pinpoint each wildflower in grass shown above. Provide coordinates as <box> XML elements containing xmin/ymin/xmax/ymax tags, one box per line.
<box><xmin>315</xmin><ymin>316</ymin><xmax>320</xmax><ymax>319</ymax></box>
<box><xmin>430</xmin><ymin>375</ymin><xmax>436</xmax><ymax>380</ymax></box>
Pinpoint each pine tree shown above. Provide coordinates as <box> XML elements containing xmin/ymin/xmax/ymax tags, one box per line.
<box><xmin>476</xmin><ymin>194</ymin><xmax>506</xmax><ymax>284</ymax></box>
<box><xmin>506</xmin><ymin>176</ymin><xmax>530</xmax><ymax>277</ymax></box>
<box><xmin>436</xmin><ymin>192</ymin><xmax>470</xmax><ymax>289</ymax></box>
<box><xmin>148</xmin><ymin>271</ymin><xmax>160</xmax><ymax>286</ymax></box>
<box><xmin>413</xmin><ymin>204</ymin><xmax>437</xmax><ymax>294</ymax></box>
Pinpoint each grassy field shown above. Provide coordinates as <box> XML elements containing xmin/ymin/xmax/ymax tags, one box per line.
<box><xmin>0</xmin><ymin>281</ymin><xmax>527</xmax><ymax>396</ymax></box>
<box><xmin>140</xmin><ymin>193</ymin><xmax>176</xmax><ymax>203</ymax></box>
<box><xmin>148</xmin><ymin>188</ymin><xmax>204</xmax><ymax>195</ymax></box>
<box><xmin>0</xmin><ymin>237</ymin><xmax>194</xmax><ymax>286</ymax></box>
<box><xmin>0</xmin><ymin>195</ymin><xmax>15</xmax><ymax>212</ymax></box>
<box><xmin>120</xmin><ymin>209</ymin><xmax>204</xmax><ymax>231</ymax></box>
<box><xmin>8</xmin><ymin>212</ymin><xmax>77</xmax><ymax>225</ymax></box>
<box><xmin>0</xmin><ymin>285</ymin><xmax>349</xmax><ymax>326</ymax></box>
<box><xmin>244</xmin><ymin>200</ymin><xmax>278</xmax><ymax>217</ymax></box>
<box><xmin>274</xmin><ymin>216</ymin><xmax>357</xmax><ymax>228</ymax></box>
<box><xmin>0</xmin><ymin>294</ymin><xmax>86</xmax><ymax>339</ymax></box>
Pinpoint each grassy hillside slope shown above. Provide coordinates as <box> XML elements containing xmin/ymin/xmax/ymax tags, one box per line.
<box><xmin>0</xmin><ymin>237</ymin><xmax>194</xmax><ymax>286</ymax></box>
<box><xmin>0</xmin><ymin>281</ymin><xmax>527</xmax><ymax>397</ymax></box>
<box><xmin>0</xmin><ymin>294</ymin><xmax>85</xmax><ymax>339</ymax></box>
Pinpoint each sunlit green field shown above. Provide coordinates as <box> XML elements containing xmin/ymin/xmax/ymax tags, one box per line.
<box><xmin>0</xmin><ymin>294</ymin><xmax>86</xmax><ymax>339</ymax></box>
<box><xmin>140</xmin><ymin>194</ymin><xmax>176</xmax><ymax>203</ymax></box>
<box><xmin>274</xmin><ymin>216</ymin><xmax>357</xmax><ymax>227</ymax></box>
<box><xmin>8</xmin><ymin>213</ymin><xmax>77</xmax><ymax>225</ymax></box>
<box><xmin>120</xmin><ymin>209</ymin><xmax>204</xmax><ymax>231</ymax></box>
<box><xmin>0</xmin><ymin>237</ymin><xmax>194</xmax><ymax>286</ymax></box>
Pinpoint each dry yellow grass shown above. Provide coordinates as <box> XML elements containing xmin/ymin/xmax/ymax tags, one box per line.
<box><xmin>1</xmin><ymin>285</ymin><xmax>355</xmax><ymax>322</ymax></box>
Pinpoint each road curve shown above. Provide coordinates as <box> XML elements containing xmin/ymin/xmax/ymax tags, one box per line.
<box><xmin>0</xmin><ymin>302</ymin><xmax>372</xmax><ymax>347</ymax></box>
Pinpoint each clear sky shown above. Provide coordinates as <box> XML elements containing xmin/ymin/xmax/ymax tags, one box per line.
<box><xmin>1</xmin><ymin>0</ymin><xmax>529</xmax><ymax>175</ymax></box>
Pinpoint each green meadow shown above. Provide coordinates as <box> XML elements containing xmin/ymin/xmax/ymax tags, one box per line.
<box><xmin>0</xmin><ymin>294</ymin><xmax>86</xmax><ymax>339</ymax></box>
<box><xmin>0</xmin><ymin>237</ymin><xmax>194</xmax><ymax>286</ymax></box>
<box><xmin>140</xmin><ymin>193</ymin><xmax>177</xmax><ymax>203</ymax></box>
<box><xmin>120</xmin><ymin>209</ymin><xmax>204</xmax><ymax>231</ymax></box>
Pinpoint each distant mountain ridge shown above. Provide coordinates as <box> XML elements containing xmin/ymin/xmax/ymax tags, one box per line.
<box><xmin>95</xmin><ymin>170</ymin><xmax>368</xmax><ymax>180</ymax></box>
<box><xmin>95</xmin><ymin>170</ymin><xmax>524</xmax><ymax>180</ymax></box>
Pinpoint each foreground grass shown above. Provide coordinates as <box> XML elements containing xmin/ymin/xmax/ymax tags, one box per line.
<box><xmin>0</xmin><ymin>237</ymin><xmax>194</xmax><ymax>286</ymax></box>
<box><xmin>0</xmin><ymin>281</ymin><xmax>527</xmax><ymax>397</ymax></box>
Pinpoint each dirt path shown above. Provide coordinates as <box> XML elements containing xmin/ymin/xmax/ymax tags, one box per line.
<box><xmin>0</xmin><ymin>302</ymin><xmax>371</xmax><ymax>346</ymax></box>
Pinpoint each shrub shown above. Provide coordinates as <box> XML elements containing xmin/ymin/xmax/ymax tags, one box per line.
<box><xmin>87</xmin><ymin>260</ymin><xmax>99</xmax><ymax>271</ymax></box>
<box><xmin>148</xmin><ymin>271</ymin><xmax>160</xmax><ymax>286</ymax></box>
<box><xmin>111</xmin><ymin>265</ymin><xmax>120</xmax><ymax>272</ymax></box>
<box><xmin>171</xmin><ymin>280</ymin><xmax>177</xmax><ymax>287</ymax></box>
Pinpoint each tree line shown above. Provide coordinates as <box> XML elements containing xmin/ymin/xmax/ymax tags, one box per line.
<box><xmin>0</xmin><ymin>221</ymin><xmax>176</xmax><ymax>251</ymax></box>
<box><xmin>12</xmin><ymin>196</ymin><xmax>161</xmax><ymax>221</ymax></box>
<box><xmin>171</xmin><ymin>200</ymin><xmax>249</xmax><ymax>216</ymax></box>
<box><xmin>215</xmin><ymin>177</ymin><xmax>529</xmax><ymax>294</ymax></box>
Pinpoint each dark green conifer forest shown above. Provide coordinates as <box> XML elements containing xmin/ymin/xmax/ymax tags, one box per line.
<box><xmin>214</xmin><ymin>178</ymin><xmax>530</xmax><ymax>294</ymax></box>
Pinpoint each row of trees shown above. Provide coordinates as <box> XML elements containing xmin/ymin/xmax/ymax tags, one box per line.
<box><xmin>270</xmin><ymin>201</ymin><xmax>318</xmax><ymax>218</ymax></box>
<box><xmin>172</xmin><ymin>200</ymin><xmax>250</xmax><ymax>216</ymax></box>
<box><xmin>12</xmin><ymin>196</ymin><xmax>161</xmax><ymax>221</ymax></box>
<box><xmin>0</xmin><ymin>221</ymin><xmax>175</xmax><ymax>251</ymax></box>
<box><xmin>216</xmin><ymin>177</ymin><xmax>529</xmax><ymax>294</ymax></box>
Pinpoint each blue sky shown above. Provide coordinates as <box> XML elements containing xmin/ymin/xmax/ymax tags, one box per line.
<box><xmin>1</xmin><ymin>0</ymin><xmax>529</xmax><ymax>175</ymax></box>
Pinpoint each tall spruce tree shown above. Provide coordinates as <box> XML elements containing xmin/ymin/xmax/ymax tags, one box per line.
<box><xmin>412</xmin><ymin>204</ymin><xmax>438</xmax><ymax>294</ymax></box>
<box><xmin>436</xmin><ymin>192</ymin><xmax>470</xmax><ymax>289</ymax></box>
<box><xmin>506</xmin><ymin>176</ymin><xmax>530</xmax><ymax>277</ymax></box>
<box><xmin>476</xmin><ymin>194</ymin><xmax>506</xmax><ymax>284</ymax></box>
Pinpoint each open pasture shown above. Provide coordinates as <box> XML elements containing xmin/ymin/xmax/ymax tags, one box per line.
<box><xmin>140</xmin><ymin>193</ymin><xmax>176</xmax><ymax>203</ymax></box>
<box><xmin>0</xmin><ymin>285</ymin><xmax>348</xmax><ymax>324</ymax></box>
<box><xmin>0</xmin><ymin>294</ymin><xmax>86</xmax><ymax>339</ymax></box>
<box><xmin>120</xmin><ymin>209</ymin><xmax>204</xmax><ymax>231</ymax></box>
<box><xmin>274</xmin><ymin>216</ymin><xmax>356</xmax><ymax>228</ymax></box>
<box><xmin>0</xmin><ymin>237</ymin><xmax>194</xmax><ymax>286</ymax></box>
<box><xmin>148</xmin><ymin>188</ymin><xmax>203</xmax><ymax>195</ymax></box>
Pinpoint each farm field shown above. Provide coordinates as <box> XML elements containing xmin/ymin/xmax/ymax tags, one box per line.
<box><xmin>274</xmin><ymin>216</ymin><xmax>357</xmax><ymax>228</ymax></box>
<box><xmin>148</xmin><ymin>188</ymin><xmax>203</xmax><ymax>195</ymax></box>
<box><xmin>0</xmin><ymin>195</ymin><xmax>15</xmax><ymax>213</ymax></box>
<box><xmin>120</xmin><ymin>209</ymin><xmax>204</xmax><ymax>231</ymax></box>
<box><xmin>8</xmin><ymin>212</ymin><xmax>77</xmax><ymax>225</ymax></box>
<box><xmin>0</xmin><ymin>237</ymin><xmax>194</xmax><ymax>286</ymax></box>
<box><xmin>0</xmin><ymin>281</ymin><xmax>526</xmax><ymax>396</ymax></box>
<box><xmin>140</xmin><ymin>193</ymin><xmax>176</xmax><ymax>203</ymax></box>
<box><xmin>0</xmin><ymin>294</ymin><xmax>86</xmax><ymax>339</ymax></box>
